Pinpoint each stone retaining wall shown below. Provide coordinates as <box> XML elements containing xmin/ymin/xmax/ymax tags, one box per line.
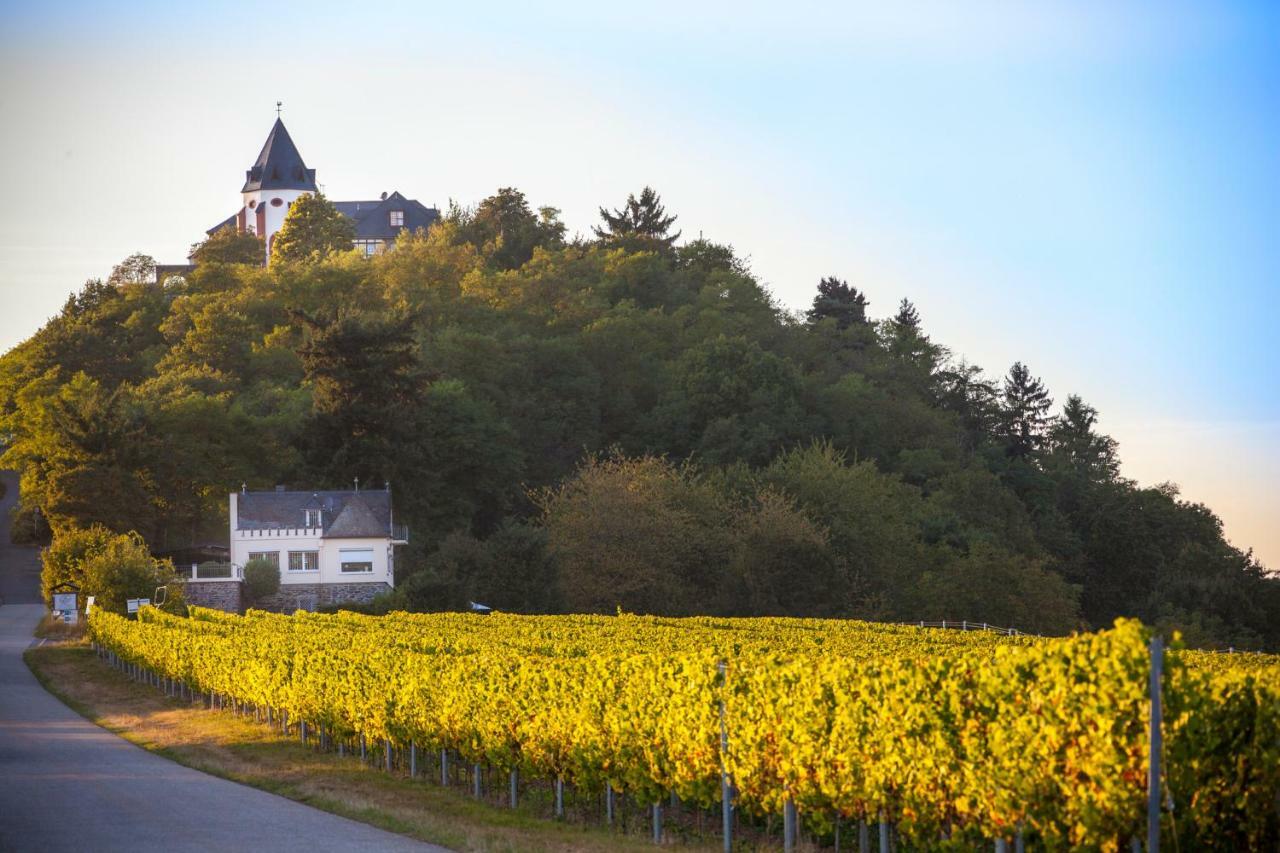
<box><xmin>257</xmin><ymin>582</ymin><xmax>391</xmax><ymax>613</ymax></box>
<box><xmin>178</xmin><ymin>580</ymin><xmax>391</xmax><ymax>614</ymax></box>
<box><xmin>181</xmin><ymin>580</ymin><xmax>243</xmax><ymax>613</ymax></box>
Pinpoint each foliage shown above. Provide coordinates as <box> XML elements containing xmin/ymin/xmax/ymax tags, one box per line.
<box><xmin>42</xmin><ymin>525</ymin><xmax>182</xmax><ymax>614</ymax></box>
<box><xmin>594</xmin><ymin>186</ymin><xmax>680</xmax><ymax>255</ymax></box>
<box><xmin>242</xmin><ymin>556</ymin><xmax>280</xmax><ymax>603</ymax></box>
<box><xmin>90</xmin><ymin>609</ymin><xmax>1280</xmax><ymax>849</ymax></box>
<box><xmin>2</xmin><ymin>184</ymin><xmax>1276</xmax><ymax>646</ymax></box>
<box><xmin>270</xmin><ymin>192</ymin><xmax>356</xmax><ymax>264</ymax></box>
<box><xmin>190</xmin><ymin>226</ymin><xmax>265</xmax><ymax>266</ymax></box>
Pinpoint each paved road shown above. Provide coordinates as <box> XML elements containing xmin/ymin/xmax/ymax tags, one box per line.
<box><xmin>0</xmin><ymin>474</ymin><xmax>446</xmax><ymax>852</ymax></box>
<box><xmin>0</xmin><ymin>471</ymin><xmax>41</xmax><ymax>606</ymax></box>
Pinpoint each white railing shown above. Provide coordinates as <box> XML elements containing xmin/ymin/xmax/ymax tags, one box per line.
<box><xmin>181</xmin><ymin>563</ymin><xmax>244</xmax><ymax>582</ymax></box>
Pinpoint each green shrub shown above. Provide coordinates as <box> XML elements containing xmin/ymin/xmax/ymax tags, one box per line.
<box><xmin>242</xmin><ymin>557</ymin><xmax>280</xmax><ymax>603</ymax></box>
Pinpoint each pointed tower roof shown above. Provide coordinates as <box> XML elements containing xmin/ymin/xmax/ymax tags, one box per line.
<box><xmin>241</xmin><ymin>118</ymin><xmax>318</xmax><ymax>193</ymax></box>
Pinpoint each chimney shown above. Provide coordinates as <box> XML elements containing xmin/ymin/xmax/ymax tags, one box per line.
<box><xmin>380</xmin><ymin>191</ymin><xmax>388</xmax><ymax>200</ymax></box>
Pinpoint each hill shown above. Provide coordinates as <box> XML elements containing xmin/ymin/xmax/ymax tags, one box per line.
<box><xmin>1</xmin><ymin>188</ymin><xmax>1276</xmax><ymax>646</ymax></box>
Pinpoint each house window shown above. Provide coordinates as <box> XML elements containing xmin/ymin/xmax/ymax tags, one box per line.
<box><xmin>288</xmin><ymin>551</ymin><xmax>319</xmax><ymax>572</ymax></box>
<box><xmin>389</xmin><ymin>210</ymin><xmax>404</xmax><ymax>227</ymax></box>
<box><xmin>247</xmin><ymin>551</ymin><xmax>279</xmax><ymax>569</ymax></box>
<box><xmin>353</xmin><ymin>240</ymin><xmax>380</xmax><ymax>257</ymax></box>
<box><xmin>340</xmin><ymin>548</ymin><xmax>374</xmax><ymax>573</ymax></box>
<box><xmin>305</xmin><ymin>509</ymin><xmax>321</xmax><ymax>528</ymax></box>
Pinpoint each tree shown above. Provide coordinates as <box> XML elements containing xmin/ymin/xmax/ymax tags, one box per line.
<box><xmin>108</xmin><ymin>253</ymin><xmax>156</xmax><ymax>287</ymax></box>
<box><xmin>295</xmin><ymin>307</ymin><xmax>421</xmax><ymax>482</ymax></box>
<box><xmin>40</xmin><ymin>524</ymin><xmax>116</xmax><ymax>606</ymax></box>
<box><xmin>1000</xmin><ymin>362</ymin><xmax>1054</xmax><ymax>459</ymax></box>
<box><xmin>190</xmin><ymin>226</ymin><xmax>265</xmax><ymax>266</ymax></box>
<box><xmin>538</xmin><ymin>454</ymin><xmax>734</xmax><ymax>615</ymax></box>
<box><xmin>594</xmin><ymin>186</ymin><xmax>681</xmax><ymax>255</ymax></box>
<box><xmin>1048</xmin><ymin>395</ymin><xmax>1120</xmax><ymax>482</ymax></box>
<box><xmin>242</xmin><ymin>556</ymin><xmax>280</xmax><ymax>604</ymax></box>
<box><xmin>806</xmin><ymin>277</ymin><xmax>869</xmax><ymax>329</ymax></box>
<box><xmin>41</xmin><ymin>525</ymin><xmax>182</xmax><ymax>615</ymax></box>
<box><xmin>270</xmin><ymin>193</ymin><xmax>356</xmax><ymax>264</ymax></box>
<box><xmin>452</xmin><ymin>188</ymin><xmax>565</xmax><ymax>270</ymax></box>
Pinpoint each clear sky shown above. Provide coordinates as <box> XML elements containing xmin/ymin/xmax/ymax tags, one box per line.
<box><xmin>1</xmin><ymin>1</ymin><xmax>1276</xmax><ymax>567</ymax></box>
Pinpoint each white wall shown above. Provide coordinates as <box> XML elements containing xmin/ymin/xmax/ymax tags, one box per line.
<box><xmin>229</xmin><ymin>494</ymin><xmax>395</xmax><ymax>587</ymax></box>
<box><xmin>242</xmin><ymin>188</ymin><xmax>307</xmax><ymax>261</ymax></box>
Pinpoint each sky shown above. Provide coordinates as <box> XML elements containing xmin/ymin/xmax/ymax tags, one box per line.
<box><xmin>1</xmin><ymin>1</ymin><xmax>1277</xmax><ymax>567</ymax></box>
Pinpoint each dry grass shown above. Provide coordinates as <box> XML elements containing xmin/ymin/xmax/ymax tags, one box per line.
<box><xmin>24</xmin><ymin>643</ymin><xmax>723</xmax><ymax>852</ymax></box>
<box><xmin>32</xmin><ymin>612</ymin><xmax>87</xmax><ymax>641</ymax></box>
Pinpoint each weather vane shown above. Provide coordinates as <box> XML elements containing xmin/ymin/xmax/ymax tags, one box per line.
<box><xmin>276</xmin><ymin>100</ymin><xmax>283</xmax><ymax>118</ymax></box>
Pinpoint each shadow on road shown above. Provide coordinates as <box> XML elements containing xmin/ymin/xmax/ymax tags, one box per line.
<box><xmin>0</xmin><ymin>470</ymin><xmax>42</xmax><ymax>605</ymax></box>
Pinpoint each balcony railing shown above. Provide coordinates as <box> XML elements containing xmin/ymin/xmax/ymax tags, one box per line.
<box><xmin>179</xmin><ymin>562</ymin><xmax>244</xmax><ymax>582</ymax></box>
<box><xmin>391</xmin><ymin>524</ymin><xmax>410</xmax><ymax>543</ymax></box>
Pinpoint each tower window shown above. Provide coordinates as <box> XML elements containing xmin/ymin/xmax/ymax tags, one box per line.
<box><xmin>389</xmin><ymin>210</ymin><xmax>404</xmax><ymax>227</ymax></box>
<box><xmin>271</xmin><ymin>197</ymin><xmax>284</xmax><ymax>207</ymax></box>
<box><xmin>248</xmin><ymin>200</ymin><xmax>257</xmax><ymax>209</ymax></box>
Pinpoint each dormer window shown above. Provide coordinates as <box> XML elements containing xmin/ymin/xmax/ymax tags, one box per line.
<box><xmin>305</xmin><ymin>509</ymin><xmax>321</xmax><ymax>528</ymax></box>
<box><xmin>389</xmin><ymin>210</ymin><xmax>404</xmax><ymax>227</ymax></box>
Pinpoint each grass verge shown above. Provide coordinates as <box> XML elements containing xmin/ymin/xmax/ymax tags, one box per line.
<box><xmin>25</xmin><ymin>642</ymin><xmax>713</xmax><ymax>852</ymax></box>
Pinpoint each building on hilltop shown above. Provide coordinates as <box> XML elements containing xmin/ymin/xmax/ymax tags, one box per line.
<box><xmin>203</xmin><ymin>117</ymin><xmax>439</xmax><ymax>264</ymax></box>
<box><xmin>225</xmin><ymin>485</ymin><xmax>408</xmax><ymax>612</ymax></box>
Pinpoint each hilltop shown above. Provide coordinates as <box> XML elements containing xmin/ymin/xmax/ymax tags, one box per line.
<box><xmin>1</xmin><ymin>188</ymin><xmax>1275</xmax><ymax>646</ymax></box>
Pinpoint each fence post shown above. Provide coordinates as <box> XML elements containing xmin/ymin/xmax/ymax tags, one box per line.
<box><xmin>784</xmin><ymin>799</ymin><xmax>798</xmax><ymax>851</ymax></box>
<box><xmin>879</xmin><ymin>812</ymin><xmax>890</xmax><ymax>853</ymax></box>
<box><xmin>607</xmin><ymin>785</ymin><xmax>615</xmax><ymax>826</ymax></box>
<box><xmin>718</xmin><ymin>661</ymin><xmax>733</xmax><ymax>853</ymax></box>
<box><xmin>385</xmin><ymin>739</ymin><xmax>393</xmax><ymax>773</ymax></box>
<box><xmin>1148</xmin><ymin>634</ymin><xmax>1163</xmax><ymax>853</ymax></box>
<box><xmin>473</xmin><ymin>763</ymin><xmax>482</xmax><ymax>799</ymax></box>
<box><xmin>410</xmin><ymin>741</ymin><xmax>417</xmax><ymax>778</ymax></box>
<box><xmin>555</xmin><ymin>776</ymin><xmax>565</xmax><ymax>818</ymax></box>
<box><xmin>652</xmin><ymin>802</ymin><xmax>663</xmax><ymax>844</ymax></box>
<box><xmin>509</xmin><ymin>768</ymin><xmax>518</xmax><ymax>808</ymax></box>
<box><xmin>440</xmin><ymin>749</ymin><xmax>449</xmax><ymax>786</ymax></box>
<box><xmin>859</xmin><ymin>819</ymin><xmax>869</xmax><ymax>853</ymax></box>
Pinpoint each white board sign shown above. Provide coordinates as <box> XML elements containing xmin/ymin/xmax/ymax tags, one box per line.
<box><xmin>52</xmin><ymin>592</ymin><xmax>77</xmax><ymax>612</ymax></box>
<box><xmin>127</xmin><ymin>599</ymin><xmax>140</xmax><ymax>614</ymax></box>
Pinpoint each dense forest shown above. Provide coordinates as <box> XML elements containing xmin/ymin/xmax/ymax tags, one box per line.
<box><xmin>1</xmin><ymin>187</ymin><xmax>1275</xmax><ymax>647</ymax></box>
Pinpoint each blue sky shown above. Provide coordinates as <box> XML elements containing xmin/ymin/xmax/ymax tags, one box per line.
<box><xmin>1</xmin><ymin>1</ymin><xmax>1277</xmax><ymax>566</ymax></box>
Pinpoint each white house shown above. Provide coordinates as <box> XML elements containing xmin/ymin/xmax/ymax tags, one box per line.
<box><xmin>229</xmin><ymin>486</ymin><xmax>407</xmax><ymax>611</ymax></box>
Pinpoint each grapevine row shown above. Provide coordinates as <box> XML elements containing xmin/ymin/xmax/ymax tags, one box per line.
<box><xmin>89</xmin><ymin>609</ymin><xmax>1280</xmax><ymax>849</ymax></box>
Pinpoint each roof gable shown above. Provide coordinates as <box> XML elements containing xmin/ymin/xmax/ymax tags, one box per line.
<box><xmin>334</xmin><ymin>192</ymin><xmax>439</xmax><ymax>239</ymax></box>
<box><xmin>242</xmin><ymin>119</ymin><xmax>319</xmax><ymax>193</ymax></box>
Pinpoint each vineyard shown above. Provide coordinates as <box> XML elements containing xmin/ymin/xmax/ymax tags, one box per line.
<box><xmin>88</xmin><ymin>608</ymin><xmax>1280</xmax><ymax>851</ymax></box>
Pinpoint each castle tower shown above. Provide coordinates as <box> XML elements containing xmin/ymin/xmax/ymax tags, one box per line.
<box><xmin>239</xmin><ymin>118</ymin><xmax>318</xmax><ymax>262</ymax></box>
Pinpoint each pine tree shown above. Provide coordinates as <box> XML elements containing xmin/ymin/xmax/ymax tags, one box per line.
<box><xmin>594</xmin><ymin>186</ymin><xmax>681</xmax><ymax>254</ymax></box>
<box><xmin>805</xmin><ymin>276</ymin><xmax>869</xmax><ymax>329</ymax></box>
<box><xmin>1001</xmin><ymin>362</ymin><xmax>1054</xmax><ymax>459</ymax></box>
<box><xmin>890</xmin><ymin>298</ymin><xmax>920</xmax><ymax>333</ymax></box>
<box><xmin>1049</xmin><ymin>394</ymin><xmax>1120</xmax><ymax>481</ymax></box>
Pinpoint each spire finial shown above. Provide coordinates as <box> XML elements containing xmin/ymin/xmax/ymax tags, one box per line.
<box><xmin>276</xmin><ymin>100</ymin><xmax>283</xmax><ymax>118</ymax></box>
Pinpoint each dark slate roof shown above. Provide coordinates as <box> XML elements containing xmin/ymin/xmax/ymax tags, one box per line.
<box><xmin>237</xmin><ymin>489</ymin><xmax>393</xmax><ymax>539</ymax></box>
<box><xmin>206</xmin><ymin>211</ymin><xmax>239</xmax><ymax>236</ymax></box>
<box><xmin>334</xmin><ymin>191</ymin><xmax>439</xmax><ymax>240</ymax></box>
<box><xmin>241</xmin><ymin>119</ymin><xmax>318</xmax><ymax>193</ymax></box>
